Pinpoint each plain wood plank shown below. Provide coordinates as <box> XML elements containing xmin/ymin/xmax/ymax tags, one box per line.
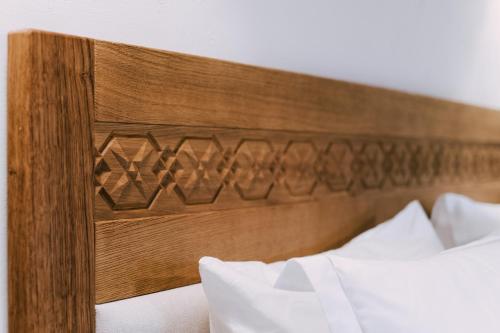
<box><xmin>95</xmin><ymin>181</ymin><xmax>500</xmax><ymax>303</ymax></box>
<box><xmin>95</xmin><ymin>195</ymin><xmax>375</xmax><ymax>303</ymax></box>
<box><xmin>8</xmin><ymin>31</ymin><xmax>95</xmax><ymax>332</ymax></box>
<box><xmin>94</xmin><ymin>41</ymin><xmax>500</xmax><ymax>140</ymax></box>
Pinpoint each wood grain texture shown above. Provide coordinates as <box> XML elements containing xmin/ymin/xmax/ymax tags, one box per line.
<box><xmin>8</xmin><ymin>31</ymin><xmax>95</xmax><ymax>332</ymax></box>
<box><xmin>94</xmin><ymin>122</ymin><xmax>500</xmax><ymax>221</ymax></box>
<box><xmin>94</xmin><ymin>40</ymin><xmax>500</xmax><ymax>141</ymax></box>
<box><xmin>95</xmin><ymin>181</ymin><xmax>500</xmax><ymax>303</ymax></box>
<box><xmin>95</xmin><ymin>195</ymin><xmax>374</xmax><ymax>303</ymax></box>
<box><xmin>91</xmin><ymin>37</ymin><xmax>500</xmax><ymax>302</ymax></box>
<box><xmin>9</xmin><ymin>30</ymin><xmax>500</xmax><ymax>324</ymax></box>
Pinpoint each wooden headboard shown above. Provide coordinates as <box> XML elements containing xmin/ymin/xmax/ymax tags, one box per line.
<box><xmin>8</xmin><ymin>30</ymin><xmax>500</xmax><ymax>332</ymax></box>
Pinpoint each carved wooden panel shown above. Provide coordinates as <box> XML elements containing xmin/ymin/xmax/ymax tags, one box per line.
<box><xmin>95</xmin><ymin>123</ymin><xmax>500</xmax><ymax>220</ymax></box>
<box><xmin>11</xmin><ymin>30</ymin><xmax>500</xmax><ymax>325</ymax></box>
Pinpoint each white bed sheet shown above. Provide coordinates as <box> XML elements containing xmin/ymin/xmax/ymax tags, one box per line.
<box><xmin>96</xmin><ymin>261</ymin><xmax>285</xmax><ymax>333</ymax></box>
<box><xmin>96</xmin><ymin>283</ymin><xmax>210</xmax><ymax>333</ymax></box>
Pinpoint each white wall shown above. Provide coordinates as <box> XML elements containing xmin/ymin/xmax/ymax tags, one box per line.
<box><xmin>1</xmin><ymin>0</ymin><xmax>500</xmax><ymax>331</ymax></box>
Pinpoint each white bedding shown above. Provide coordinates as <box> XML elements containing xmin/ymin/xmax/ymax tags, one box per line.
<box><xmin>200</xmin><ymin>201</ymin><xmax>444</xmax><ymax>333</ymax></box>
<box><xmin>96</xmin><ymin>284</ymin><xmax>210</xmax><ymax>333</ymax></box>
<box><xmin>96</xmin><ymin>261</ymin><xmax>285</xmax><ymax>333</ymax></box>
<box><xmin>432</xmin><ymin>192</ymin><xmax>500</xmax><ymax>247</ymax></box>
<box><xmin>97</xmin><ymin>200</ymin><xmax>440</xmax><ymax>333</ymax></box>
<box><xmin>285</xmin><ymin>232</ymin><xmax>500</xmax><ymax>333</ymax></box>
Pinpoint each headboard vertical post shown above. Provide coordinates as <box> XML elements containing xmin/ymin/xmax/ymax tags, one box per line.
<box><xmin>8</xmin><ymin>31</ymin><xmax>95</xmax><ymax>332</ymax></box>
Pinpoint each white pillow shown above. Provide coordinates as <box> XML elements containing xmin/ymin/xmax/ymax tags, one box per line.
<box><xmin>432</xmin><ymin>193</ymin><xmax>500</xmax><ymax>248</ymax></box>
<box><xmin>200</xmin><ymin>257</ymin><xmax>331</xmax><ymax>333</ymax></box>
<box><xmin>325</xmin><ymin>200</ymin><xmax>443</xmax><ymax>259</ymax></box>
<box><xmin>295</xmin><ymin>232</ymin><xmax>500</xmax><ymax>333</ymax></box>
<box><xmin>199</xmin><ymin>201</ymin><xmax>443</xmax><ymax>333</ymax></box>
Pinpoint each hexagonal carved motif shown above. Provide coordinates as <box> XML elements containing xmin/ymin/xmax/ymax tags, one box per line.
<box><xmin>322</xmin><ymin>141</ymin><xmax>354</xmax><ymax>191</ymax></box>
<box><xmin>172</xmin><ymin>137</ymin><xmax>225</xmax><ymax>204</ymax></box>
<box><xmin>282</xmin><ymin>141</ymin><xmax>318</xmax><ymax>196</ymax></box>
<box><xmin>409</xmin><ymin>143</ymin><xmax>437</xmax><ymax>186</ymax></box>
<box><xmin>232</xmin><ymin>140</ymin><xmax>275</xmax><ymax>200</ymax></box>
<box><xmin>388</xmin><ymin>142</ymin><xmax>411</xmax><ymax>186</ymax></box>
<box><xmin>440</xmin><ymin>143</ymin><xmax>461</xmax><ymax>182</ymax></box>
<box><xmin>96</xmin><ymin>135</ymin><xmax>162</xmax><ymax>210</ymax></box>
<box><xmin>359</xmin><ymin>142</ymin><xmax>385</xmax><ymax>189</ymax></box>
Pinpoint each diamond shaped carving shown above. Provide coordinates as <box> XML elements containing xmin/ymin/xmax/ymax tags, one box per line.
<box><xmin>97</xmin><ymin>135</ymin><xmax>162</xmax><ymax>210</ymax></box>
<box><xmin>95</xmin><ymin>151</ymin><xmax>111</xmax><ymax>195</ymax></box>
<box><xmin>389</xmin><ymin>142</ymin><xmax>411</xmax><ymax>186</ymax></box>
<box><xmin>322</xmin><ymin>141</ymin><xmax>354</xmax><ymax>191</ymax></box>
<box><xmin>474</xmin><ymin>146</ymin><xmax>497</xmax><ymax>180</ymax></box>
<box><xmin>153</xmin><ymin>147</ymin><xmax>177</xmax><ymax>187</ymax></box>
<box><xmin>440</xmin><ymin>143</ymin><xmax>461</xmax><ymax>182</ymax></box>
<box><xmin>232</xmin><ymin>140</ymin><xmax>275</xmax><ymax>200</ymax></box>
<box><xmin>359</xmin><ymin>142</ymin><xmax>385</xmax><ymax>189</ymax></box>
<box><xmin>409</xmin><ymin>143</ymin><xmax>437</xmax><ymax>186</ymax></box>
<box><xmin>458</xmin><ymin>145</ymin><xmax>475</xmax><ymax>180</ymax></box>
<box><xmin>282</xmin><ymin>141</ymin><xmax>318</xmax><ymax>196</ymax></box>
<box><xmin>172</xmin><ymin>138</ymin><xmax>225</xmax><ymax>204</ymax></box>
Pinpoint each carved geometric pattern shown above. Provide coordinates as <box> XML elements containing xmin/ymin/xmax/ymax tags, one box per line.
<box><xmin>231</xmin><ymin>140</ymin><xmax>275</xmax><ymax>200</ymax></box>
<box><xmin>389</xmin><ymin>142</ymin><xmax>411</xmax><ymax>186</ymax></box>
<box><xmin>96</xmin><ymin>135</ymin><xmax>162</xmax><ymax>210</ymax></box>
<box><xmin>282</xmin><ymin>141</ymin><xmax>318</xmax><ymax>196</ymax></box>
<box><xmin>170</xmin><ymin>137</ymin><xmax>225</xmax><ymax>204</ymax></box>
<box><xmin>95</xmin><ymin>130</ymin><xmax>500</xmax><ymax>212</ymax></box>
<box><xmin>359</xmin><ymin>142</ymin><xmax>386</xmax><ymax>189</ymax></box>
<box><xmin>408</xmin><ymin>143</ymin><xmax>436</xmax><ymax>186</ymax></box>
<box><xmin>321</xmin><ymin>141</ymin><xmax>353</xmax><ymax>192</ymax></box>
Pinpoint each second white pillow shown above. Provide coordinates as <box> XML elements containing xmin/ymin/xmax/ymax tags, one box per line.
<box><xmin>432</xmin><ymin>193</ymin><xmax>500</xmax><ymax>248</ymax></box>
<box><xmin>200</xmin><ymin>201</ymin><xmax>443</xmax><ymax>333</ymax></box>
<box><xmin>306</xmin><ymin>233</ymin><xmax>500</xmax><ymax>333</ymax></box>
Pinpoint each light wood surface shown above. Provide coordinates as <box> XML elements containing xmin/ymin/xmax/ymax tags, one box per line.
<box><xmin>8</xmin><ymin>31</ymin><xmax>95</xmax><ymax>332</ymax></box>
<box><xmin>94</xmin><ymin>40</ymin><xmax>500</xmax><ymax>141</ymax></box>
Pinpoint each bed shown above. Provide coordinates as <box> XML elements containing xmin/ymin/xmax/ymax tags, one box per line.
<box><xmin>7</xmin><ymin>30</ymin><xmax>500</xmax><ymax>332</ymax></box>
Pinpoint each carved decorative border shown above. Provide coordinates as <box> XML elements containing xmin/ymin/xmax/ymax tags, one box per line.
<box><xmin>94</xmin><ymin>130</ymin><xmax>500</xmax><ymax>213</ymax></box>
